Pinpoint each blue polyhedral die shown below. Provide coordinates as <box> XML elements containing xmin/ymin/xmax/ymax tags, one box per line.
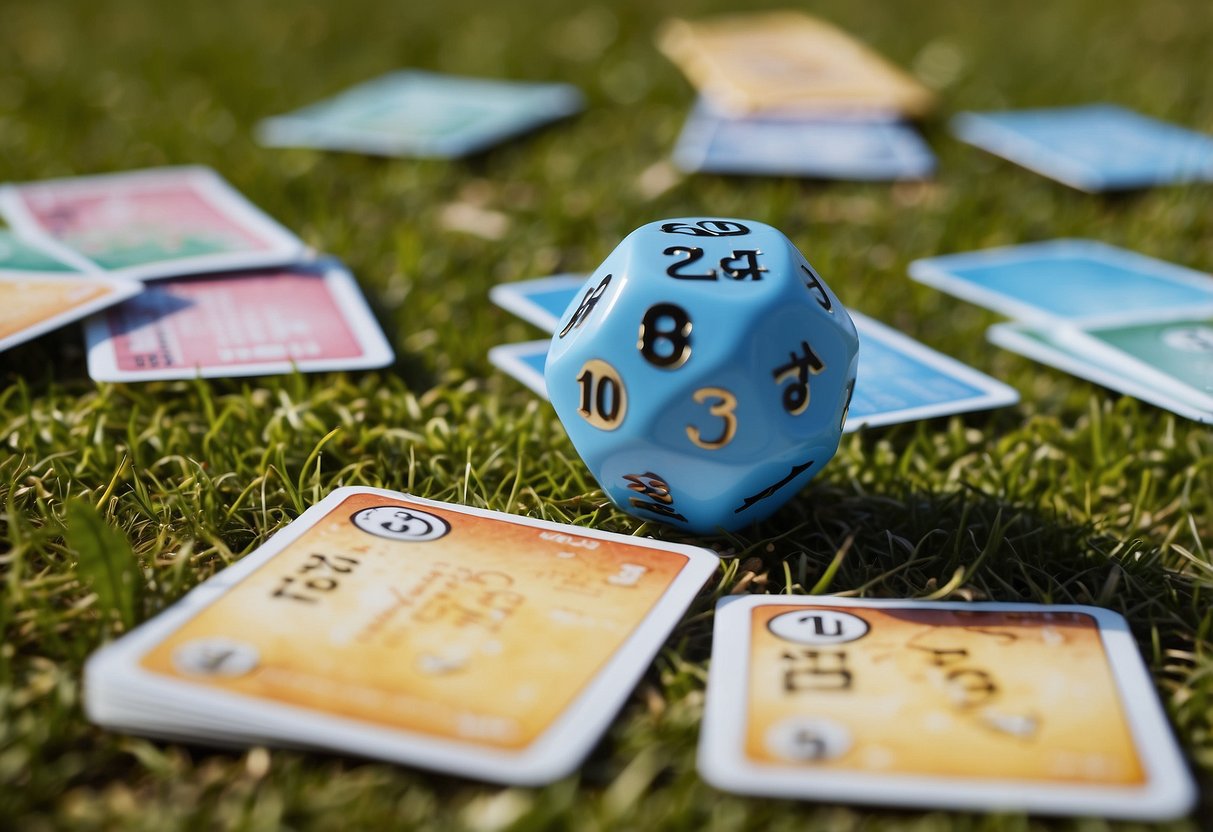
<box><xmin>544</xmin><ymin>218</ymin><xmax>859</xmax><ymax>534</ymax></box>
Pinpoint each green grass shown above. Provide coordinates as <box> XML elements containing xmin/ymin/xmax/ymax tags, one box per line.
<box><xmin>2</xmin><ymin>0</ymin><xmax>1212</xmax><ymax>828</ymax></box>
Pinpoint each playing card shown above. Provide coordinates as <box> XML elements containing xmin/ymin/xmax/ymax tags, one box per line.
<box><xmin>488</xmin><ymin>340</ymin><xmax>549</xmax><ymax>399</ymax></box>
<box><xmin>909</xmin><ymin>239</ymin><xmax>1213</xmax><ymax>325</ymax></box>
<box><xmin>490</xmin><ymin>277</ymin><xmax>1017</xmax><ymax>430</ymax></box>
<box><xmin>0</xmin><ymin>273</ymin><xmax>141</xmax><ymax>354</ymax></box>
<box><xmin>488</xmin><ymin>274</ymin><xmax>587</xmax><ymax>332</ymax></box>
<box><xmin>673</xmin><ymin>100</ymin><xmax>935</xmax><ymax>180</ymax></box>
<box><xmin>0</xmin><ymin>228</ymin><xmax>86</xmax><ymax>273</ymax></box>
<box><xmin>699</xmin><ymin>596</ymin><xmax>1195</xmax><ymax>819</ymax></box>
<box><xmin>951</xmin><ymin>104</ymin><xmax>1213</xmax><ymax>192</ymax></box>
<box><xmin>0</xmin><ymin>167</ymin><xmax>306</xmax><ymax>281</ymax></box>
<box><xmin>988</xmin><ymin>321</ymin><xmax>1212</xmax><ymax>424</ymax></box>
<box><xmin>1055</xmin><ymin>314</ymin><xmax>1213</xmax><ymax>409</ymax></box>
<box><xmin>84</xmin><ymin>259</ymin><xmax>393</xmax><ymax>381</ymax></box>
<box><xmin>656</xmin><ymin>12</ymin><xmax>935</xmax><ymax>117</ymax></box>
<box><xmin>843</xmin><ymin>312</ymin><xmax>1018</xmax><ymax>429</ymax></box>
<box><xmin>257</xmin><ymin>71</ymin><xmax>585</xmax><ymax>159</ymax></box>
<box><xmin>84</xmin><ymin>487</ymin><xmax>718</xmax><ymax>784</ymax></box>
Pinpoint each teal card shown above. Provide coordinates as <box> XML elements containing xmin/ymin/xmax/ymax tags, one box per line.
<box><xmin>988</xmin><ymin>319</ymin><xmax>1213</xmax><ymax>423</ymax></box>
<box><xmin>1066</xmin><ymin>316</ymin><xmax>1213</xmax><ymax>409</ymax></box>
<box><xmin>0</xmin><ymin>229</ymin><xmax>80</xmax><ymax>273</ymax></box>
<box><xmin>258</xmin><ymin>71</ymin><xmax>585</xmax><ymax>158</ymax></box>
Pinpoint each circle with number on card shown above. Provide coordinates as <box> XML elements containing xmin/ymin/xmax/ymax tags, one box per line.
<box><xmin>351</xmin><ymin>505</ymin><xmax>452</xmax><ymax>542</ymax></box>
<box><xmin>767</xmin><ymin>609</ymin><xmax>870</xmax><ymax>645</ymax></box>
<box><xmin>172</xmin><ymin>638</ymin><xmax>260</xmax><ymax>677</ymax></box>
<box><xmin>765</xmin><ymin>716</ymin><xmax>852</xmax><ymax>763</ymax></box>
<box><xmin>1161</xmin><ymin>325</ymin><xmax>1213</xmax><ymax>353</ymax></box>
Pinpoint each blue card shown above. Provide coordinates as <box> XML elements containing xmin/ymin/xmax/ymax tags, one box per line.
<box><xmin>951</xmin><ymin>104</ymin><xmax>1213</xmax><ymax>191</ymax></box>
<box><xmin>674</xmin><ymin>99</ymin><xmax>935</xmax><ymax>180</ymax></box>
<box><xmin>490</xmin><ymin>278</ymin><xmax>1017</xmax><ymax>431</ymax></box>
<box><xmin>910</xmin><ymin>239</ymin><xmax>1213</xmax><ymax>324</ymax></box>
<box><xmin>258</xmin><ymin>71</ymin><xmax>584</xmax><ymax>158</ymax></box>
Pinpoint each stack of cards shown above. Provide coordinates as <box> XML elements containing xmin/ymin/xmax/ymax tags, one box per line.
<box><xmin>657</xmin><ymin>12</ymin><xmax>936</xmax><ymax>180</ymax></box>
<box><xmin>257</xmin><ymin>70</ymin><xmax>585</xmax><ymax>159</ymax></box>
<box><xmin>700</xmin><ymin>597</ymin><xmax>1195</xmax><ymax>819</ymax></box>
<box><xmin>952</xmin><ymin>104</ymin><xmax>1213</xmax><ymax>192</ymax></box>
<box><xmin>85</xmin><ymin>487</ymin><xmax>717</xmax><ymax>784</ymax></box>
<box><xmin>910</xmin><ymin>239</ymin><xmax>1213</xmax><ymax>422</ymax></box>
<box><xmin>0</xmin><ymin>167</ymin><xmax>393</xmax><ymax>381</ymax></box>
<box><xmin>488</xmin><ymin>275</ymin><xmax>1017</xmax><ymax>432</ymax></box>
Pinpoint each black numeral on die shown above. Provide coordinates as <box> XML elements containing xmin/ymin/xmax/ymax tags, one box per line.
<box><xmin>638</xmin><ymin>303</ymin><xmax>692</xmax><ymax>369</ymax></box>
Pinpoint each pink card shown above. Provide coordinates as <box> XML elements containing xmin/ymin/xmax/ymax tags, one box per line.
<box><xmin>84</xmin><ymin>260</ymin><xmax>394</xmax><ymax>381</ymax></box>
<box><xmin>0</xmin><ymin>167</ymin><xmax>306</xmax><ymax>281</ymax></box>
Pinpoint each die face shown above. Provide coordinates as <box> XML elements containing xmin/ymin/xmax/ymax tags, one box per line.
<box><xmin>545</xmin><ymin>217</ymin><xmax>858</xmax><ymax>534</ymax></box>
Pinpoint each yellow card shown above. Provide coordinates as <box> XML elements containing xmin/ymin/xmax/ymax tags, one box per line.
<box><xmin>699</xmin><ymin>597</ymin><xmax>1194</xmax><ymax>819</ymax></box>
<box><xmin>0</xmin><ymin>273</ymin><xmax>140</xmax><ymax>353</ymax></box>
<box><xmin>85</xmin><ymin>488</ymin><xmax>718</xmax><ymax>784</ymax></box>
<box><xmin>657</xmin><ymin>12</ymin><xmax>936</xmax><ymax>117</ymax></box>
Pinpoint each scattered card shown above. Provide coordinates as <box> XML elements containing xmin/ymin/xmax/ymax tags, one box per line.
<box><xmin>844</xmin><ymin>312</ymin><xmax>1018</xmax><ymax>430</ymax></box>
<box><xmin>910</xmin><ymin>239</ymin><xmax>1213</xmax><ymax>325</ymax></box>
<box><xmin>1</xmin><ymin>273</ymin><xmax>141</xmax><ymax>354</ymax></box>
<box><xmin>489</xmin><ymin>277</ymin><xmax>1017</xmax><ymax>430</ymax></box>
<box><xmin>657</xmin><ymin>12</ymin><xmax>935</xmax><ymax>117</ymax></box>
<box><xmin>257</xmin><ymin>71</ymin><xmax>585</xmax><ymax>159</ymax></box>
<box><xmin>488</xmin><ymin>340</ymin><xmax>549</xmax><ymax>399</ymax></box>
<box><xmin>673</xmin><ymin>100</ymin><xmax>935</xmax><ymax>180</ymax></box>
<box><xmin>0</xmin><ymin>167</ymin><xmax>306</xmax><ymax>281</ymax></box>
<box><xmin>84</xmin><ymin>259</ymin><xmax>393</xmax><ymax>381</ymax></box>
<box><xmin>952</xmin><ymin>104</ymin><xmax>1213</xmax><ymax>191</ymax></box>
<box><xmin>989</xmin><ymin>318</ymin><xmax>1213</xmax><ymax>423</ymax></box>
<box><xmin>699</xmin><ymin>596</ymin><xmax>1195</xmax><ymax>819</ymax></box>
<box><xmin>0</xmin><ymin>228</ymin><xmax>88</xmax><ymax>273</ymax></box>
<box><xmin>488</xmin><ymin>274</ymin><xmax>586</xmax><ymax>332</ymax></box>
<box><xmin>85</xmin><ymin>486</ymin><xmax>718</xmax><ymax>784</ymax></box>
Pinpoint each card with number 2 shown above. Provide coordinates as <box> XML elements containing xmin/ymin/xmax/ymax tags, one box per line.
<box><xmin>699</xmin><ymin>596</ymin><xmax>1194</xmax><ymax>819</ymax></box>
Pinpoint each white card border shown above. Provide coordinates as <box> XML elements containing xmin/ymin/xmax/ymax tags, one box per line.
<box><xmin>488</xmin><ymin>340</ymin><xmax>549</xmax><ymax>399</ymax></box>
<box><xmin>83</xmin><ymin>258</ymin><xmax>394</xmax><ymax>381</ymax></box>
<box><xmin>85</xmin><ymin>486</ymin><xmax>718</xmax><ymax>785</ymax></box>
<box><xmin>988</xmin><ymin>321</ymin><xmax>1212</xmax><ymax>423</ymax></box>
<box><xmin>699</xmin><ymin>595</ymin><xmax>1196</xmax><ymax>819</ymax></box>
<box><xmin>909</xmin><ymin>238</ymin><xmax>1213</xmax><ymax>326</ymax></box>
<box><xmin>0</xmin><ymin>273</ymin><xmax>142</xmax><ymax>354</ymax></box>
<box><xmin>0</xmin><ymin>166</ymin><xmax>307</xmax><ymax>281</ymax></box>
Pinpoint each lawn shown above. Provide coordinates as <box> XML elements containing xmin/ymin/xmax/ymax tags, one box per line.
<box><xmin>1</xmin><ymin>0</ymin><xmax>1211</xmax><ymax>829</ymax></box>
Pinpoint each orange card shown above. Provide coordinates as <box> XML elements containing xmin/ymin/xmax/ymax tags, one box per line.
<box><xmin>657</xmin><ymin>12</ymin><xmax>936</xmax><ymax>117</ymax></box>
<box><xmin>85</xmin><ymin>488</ymin><xmax>717</xmax><ymax>784</ymax></box>
<box><xmin>699</xmin><ymin>596</ymin><xmax>1194</xmax><ymax>819</ymax></box>
<box><xmin>0</xmin><ymin>272</ymin><xmax>140</xmax><ymax>354</ymax></box>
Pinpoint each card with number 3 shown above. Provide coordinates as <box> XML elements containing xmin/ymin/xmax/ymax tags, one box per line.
<box><xmin>699</xmin><ymin>596</ymin><xmax>1194</xmax><ymax>819</ymax></box>
<box><xmin>85</xmin><ymin>487</ymin><xmax>717</xmax><ymax>784</ymax></box>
